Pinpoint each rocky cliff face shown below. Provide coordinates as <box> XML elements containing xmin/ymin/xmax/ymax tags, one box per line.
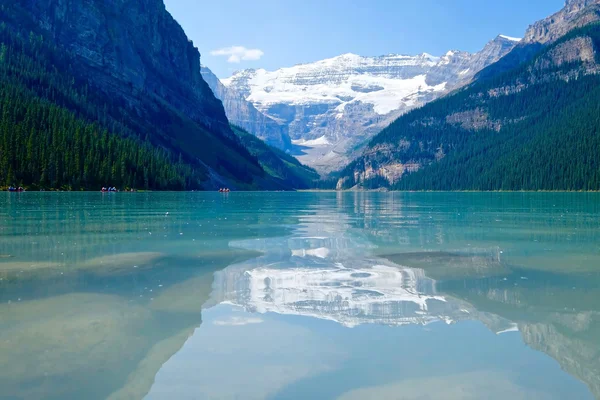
<box><xmin>523</xmin><ymin>0</ymin><xmax>600</xmax><ymax>44</ymax></box>
<box><xmin>20</xmin><ymin>0</ymin><xmax>233</xmax><ymax>139</ymax></box>
<box><xmin>535</xmin><ymin>36</ymin><xmax>598</xmax><ymax>69</ymax></box>
<box><xmin>463</xmin><ymin>36</ymin><xmax>523</xmax><ymax>80</ymax></box>
<box><xmin>222</xmin><ymin>36</ymin><xmax>518</xmax><ymax>172</ymax></box>
<box><xmin>201</xmin><ymin>66</ymin><xmax>292</xmax><ymax>149</ymax></box>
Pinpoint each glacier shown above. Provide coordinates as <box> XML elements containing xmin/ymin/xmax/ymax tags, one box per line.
<box><xmin>218</xmin><ymin>35</ymin><xmax>518</xmax><ymax>172</ymax></box>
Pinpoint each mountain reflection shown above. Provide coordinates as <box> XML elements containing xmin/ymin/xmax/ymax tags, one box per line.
<box><xmin>214</xmin><ymin>263</ymin><xmax>451</xmax><ymax>328</ymax></box>
<box><xmin>211</xmin><ymin>232</ymin><xmax>515</xmax><ymax>332</ymax></box>
<box><xmin>408</xmin><ymin>256</ymin><xmax>600</xmax><ymax>400</ymax></box>
<box><xmin>206</xmin><ymin>193</ymin><xmax>600</xmax><ymax>399</ymax></box>
<box><xmin>0</xmin><ymin>248</ymin><xmax>258</xmax><ymax>400</ymax></box>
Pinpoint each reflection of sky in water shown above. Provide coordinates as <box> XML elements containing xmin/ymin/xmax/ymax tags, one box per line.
<box><xmin>148</xmin><ymin>305</ymin><xmax>590</xmax><ymax>400</ymax></box>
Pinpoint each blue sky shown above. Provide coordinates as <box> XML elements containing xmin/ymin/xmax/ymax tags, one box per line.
<box><xmin>164</xmin><ymin>0</ymin><xmax>564</xmax><ymax>78</ymax></box>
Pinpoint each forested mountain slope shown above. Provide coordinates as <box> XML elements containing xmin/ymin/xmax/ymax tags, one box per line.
<box><xmin>0</xmin><ymin>1</ymin><xmax>293</xmax><ymax>190</ymax></box>
<box><xmin>231</xmin><ymin>126</ymin><xmax>319</xmax><ymax>190</ymax></box>
<box><xmin>337</xmin><ymin>20</ymin><xmax>600</xmax><ymax>191</ymax></box>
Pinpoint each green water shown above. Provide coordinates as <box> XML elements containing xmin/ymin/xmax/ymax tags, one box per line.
<box><xmin>1</xmin><ymin>192</ymin><xmax>600</xmax><ymax>400</ymax></box>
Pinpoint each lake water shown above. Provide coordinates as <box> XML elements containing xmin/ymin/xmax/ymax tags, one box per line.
<box><xmin>1</xmin><ymin>192</ymin><xmax>600</xmax><ymax>400</ymax></box>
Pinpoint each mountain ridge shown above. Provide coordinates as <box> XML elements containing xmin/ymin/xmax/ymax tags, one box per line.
<box><xmin>221</xmin><ymin>35</ymin><xmax>518</xmax><ymax>172</ymax></box>
<box><xmin>334</xmin><ymin>9</ymin><xmax>600</xmax><ymax>191</ymax></box>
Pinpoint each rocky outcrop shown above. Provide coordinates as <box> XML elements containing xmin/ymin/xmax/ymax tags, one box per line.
<box><xmin>523</xmin><ymin>0</ymin><xmax>600</xmax><ymax>44</ymax></box>
<box><xmin>471</xmin><ymin>36</ymin><xmax>523</xmax><ymax>72</ymax></box>
<box><xmin>352</xmin><ymin>162</ymin><xmax>416</xmax><ymax>186</ymax></box>
<box><xmin>446</xmin><ymin>109</ymin><xmax>502</xmax><ymax>131</ymax></box>
<box><xmin>535</xmin><ymin>36</ymin><xmax>597</xmax><ymax>69</ymax></box>
<box><xmin>201</xmin><ymin>66</ymin><xmax>292</xmax><ymax>149</ymax></box>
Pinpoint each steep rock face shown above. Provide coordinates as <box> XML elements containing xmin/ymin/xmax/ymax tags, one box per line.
<box><xmin>222</xmin><ymin>36</ymin><xmax>517</xmax><ymax>172</ymax></box>
<box><xmin>463</xmin><ymin>36</ymin><xmax>523</xmax><ymax>79</ymax></box>
<box><xmin>201</xmin><ymin>66</ymin><xmax>292</xmax><ymax>149</ymax></box>
<box><xmin>21</xmin><ymin>0</ymin><xmax>233</xmax><ymax>138</ymax></box>
<box><xmin>535</xmin><ymin>36</ymin><xmax>597</xmax><ymax>69</ymax></box>
<box><xmin>523</xmin><ymin>0</ymin><xmax>600</xmax><ymax>44</ymax></box>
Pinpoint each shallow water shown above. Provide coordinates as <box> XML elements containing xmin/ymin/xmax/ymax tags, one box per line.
<box><xmin>1</xmin><ymin>192</ymin><xmax>600</xmax><ymax>399</ymax></box>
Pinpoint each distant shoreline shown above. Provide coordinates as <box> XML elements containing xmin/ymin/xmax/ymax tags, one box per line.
<box><xmin>298</xmin><ymin>189</ymin><xmax>600</xmax><ymax>193</ymax></box>
<box><xmin>4</xmin><ymin>189</ymin><xmax>600</xmax><ymax>194</ymax></box>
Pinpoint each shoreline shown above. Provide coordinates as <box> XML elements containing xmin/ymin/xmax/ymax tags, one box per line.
<box><xmin>4</xmin><ymin>189</ymin><xmax>600</xmax><ymax>194</ymax></box>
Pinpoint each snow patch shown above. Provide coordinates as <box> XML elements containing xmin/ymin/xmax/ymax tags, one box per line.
<box><xmin>499</xmin><ymin>35</ymin><xmax>522</xmax><ymax>42</ymax></box>
<box><xmin>225</xmin><ymin>54</ymin><xmax>450</xmax><ymax>116</ymax></box>
<box><xmin>292</xmin><ymin>136</ymin><xmax>331</xmax><ymax>147</ymax></box>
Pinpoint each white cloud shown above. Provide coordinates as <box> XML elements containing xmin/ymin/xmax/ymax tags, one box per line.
<box><xmin>210</xmin><ymin>46</ymin><xmax>264</xmax><ymax>63</ymax></box>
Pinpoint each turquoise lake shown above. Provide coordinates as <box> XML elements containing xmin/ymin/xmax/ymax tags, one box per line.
<box><xmin>1</xmin><ymin>192</ymin><xmax>600</xmax><ymax>399</ymax></box>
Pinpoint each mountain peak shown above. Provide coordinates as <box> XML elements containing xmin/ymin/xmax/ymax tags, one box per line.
<box><xmin>420</xmin><ymin>52</ymin><xmax>438</xmax><ymax>59</ymax></box>
<box><xmin>498</xmin><ymin>34</ymin><xmax>522</xmax><ymax>42</ymax></box>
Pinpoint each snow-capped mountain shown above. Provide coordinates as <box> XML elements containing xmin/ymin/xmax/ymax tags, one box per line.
<box><xmin>221</xmin><ymin>35</ymin><xmax>519</xmax><ymax>172</ymax></box>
